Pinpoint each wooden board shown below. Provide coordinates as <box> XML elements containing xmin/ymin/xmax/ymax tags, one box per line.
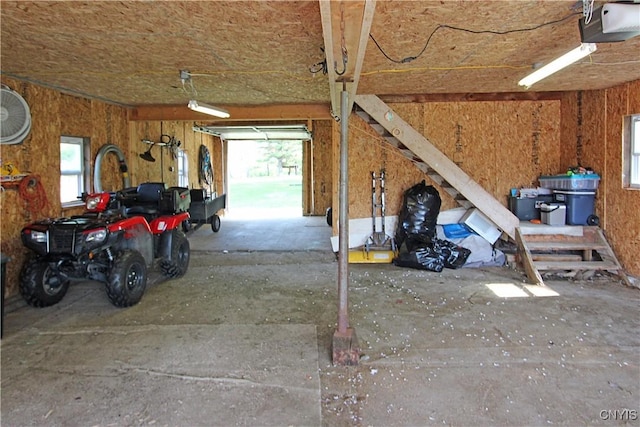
<box><xmin>355</xmin><ymin>94</ymin><xmax>520</xmax><ymax>239</ymax></box>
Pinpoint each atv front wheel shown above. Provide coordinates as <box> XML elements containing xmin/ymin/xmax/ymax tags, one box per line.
<box><xmin>160</xmin><ymin>229</ymin><xmax>190</xmax><ymax>278</ymax></box>
<box><xmin>19</xmin><ymin>259</ymin><xmax>70</xmax><ymax>307</ymax></box>
<box><xmin>106</xmin><ymin>250</ymin><xmax>147</xmax><ymax>307</ymax></box>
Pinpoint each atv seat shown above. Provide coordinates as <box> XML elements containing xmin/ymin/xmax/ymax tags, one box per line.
<box><xmin>126</xmin><ymin>182</ymin><xmax>167</xmax><ymax>220</ymax></box>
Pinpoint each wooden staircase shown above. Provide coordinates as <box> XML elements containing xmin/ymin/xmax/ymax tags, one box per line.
<box><xmin>353</xmin><ymin>94</ymin><xmax>628</xmax><ymax>286</ymax></box>
<box><xmin>516</xmin><ymin>225</ymin><xmax>629</xmax><ymax>286</ymax></box>
<box><xmin>354</xmin><ymin>94</ymin><xmax>519</xmax><ymax>240</ymax></box>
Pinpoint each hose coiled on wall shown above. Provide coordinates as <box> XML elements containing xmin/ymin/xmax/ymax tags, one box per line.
<box><xmin>94</xmin><ymin>144</ymin><xmax>130</xmax><ymax>192</ymax></box>
<box><xmin>18</xmin><ymin>174</ymin><xmax>48</xmax><ymax>218</ymax></box>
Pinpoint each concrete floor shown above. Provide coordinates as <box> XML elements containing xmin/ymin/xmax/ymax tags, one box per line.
<box><xmin>1</xmin><ymin>215</ymin><xmax>639</xmax><ymax>426</ymax></box>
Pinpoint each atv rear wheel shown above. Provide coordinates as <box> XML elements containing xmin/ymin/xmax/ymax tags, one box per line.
<box><xmin>106</xmin><ymin>250</ymin><xmax>147</xmax><ymax>307</ymax></box>
<box><xmin>19</xmin><ymin>259</ymin><xmax>70</xmax><ymax>307</ymax></box>
<box><xmin>160</xmin><ymin>229</ymin><xmax>190</xmax><ymax>278</ymax></box>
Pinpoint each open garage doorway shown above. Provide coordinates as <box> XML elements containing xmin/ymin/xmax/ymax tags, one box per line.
<box><xmin>227</xmin><ymin>139</ymin><xmax>302</xmax><ymax>219</ymax></box>
<box><xmin>189</xmin><ymin>124</ymin><xmax>333</xmax><ymax>252</ymax></box>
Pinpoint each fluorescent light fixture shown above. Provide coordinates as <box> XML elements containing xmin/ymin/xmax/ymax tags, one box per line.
<box><xmin>187</xmin><ymin>100</ymin><xmax>230</xmax><ymax>118</ymax></box>
<box><xmin>518</xmin><ymin>43</ymin><xmax>597</xmax><ymax>89</ymax></box>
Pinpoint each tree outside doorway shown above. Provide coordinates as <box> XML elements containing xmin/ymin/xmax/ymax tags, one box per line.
<box><xmin>228</xmin><ymin>140</ymin><xmax>302</xmax><ymax>218</ymax></box>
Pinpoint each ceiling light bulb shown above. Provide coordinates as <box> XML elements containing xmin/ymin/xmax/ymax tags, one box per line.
<box><xmin>518</xmin><ymin>43</ymin><xmax>597</xmax><ymax>89</ymax></box>
<box><xmin>187</xmin><ymin>100</ymin><xmax>230</xmax><ymax>119</ymax></box>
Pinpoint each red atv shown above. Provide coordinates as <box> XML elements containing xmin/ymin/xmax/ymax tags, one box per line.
<box><xmin>19</xmin><ymin>183</ymin><xmax>191</xmax><ymax>307</ymax></box>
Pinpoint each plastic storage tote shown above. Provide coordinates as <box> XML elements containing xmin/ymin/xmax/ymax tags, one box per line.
<box><xmin>553</xmin><ymin>190</ymin><xmax>596</xmax><ymax>225</ymax></box>
<box><xmin>539</xmin><ymin>174</ymin><xmax>600</xmax><ymax>190</ymax></box>
<box><xmin>508</xmin><ymin>195</ymin><xmax>554</xmax><ymax>220</ymax></box>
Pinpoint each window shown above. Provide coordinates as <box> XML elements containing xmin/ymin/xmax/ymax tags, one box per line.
<box><xmin>623</xmin><ymin>114</ymin><xmax>640</xmax><ymax>189</ymax></box>
<box><xmin>60</xmin><ymin>136</ymin><xmax>90</xmax><ymax>205</ymax></box>
<box><xmin>177</xmin><ymin>149</ymin><xmax>189</xmax><ymax>187</ymax></box>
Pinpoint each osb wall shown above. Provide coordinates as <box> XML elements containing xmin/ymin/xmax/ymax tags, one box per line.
<box><xmin>127</xmin><ymin>121</ymin><xmax>222</xmax><ymax>196</ymax></box>
<box><xmin>348</xmin><ymin>104</ymin><xmax>427</xmax><ymax>219</ymax></box>
<box><xmin>340</xmin><ymin>100</ymin><xmax>561</xmax><ymax>222</ymax></box>
<box><xmin>421</xmin><ymin>101</ymin><xmax>561</xmax><ymax>201</ymax></box>
<box><xmin>0</xmin><ymin>78</ymin><xmax>221</xmax><ymax>299</ymax></box>
<box><xmin>560</xmin><ymin>80</ymin><xmax>640</xmax><ymax>277</ymax></box>
<box><xmin>0</xmin><ymin>76</ymin><xmax>130</xmax><ymax>298</ymax></box>
<box><xmin>311</xmin><ymin>120</ymin><xmax>334</xmax><ymax>216</ymax></box>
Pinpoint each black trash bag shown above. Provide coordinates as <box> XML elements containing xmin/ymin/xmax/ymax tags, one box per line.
<box><xmin>393</xmin><ymin>245</ymin><xmax>444</xmax><ymax>272</ymax></box>
<box><xmin>436</xmin><ymin>238</ymin><xmax>472</xmax><ymax>269</ymax></box>
<box><xmin>396</xmin><ymin>181</ymin><xmax>442</xmax><ymax>249</ymax></box>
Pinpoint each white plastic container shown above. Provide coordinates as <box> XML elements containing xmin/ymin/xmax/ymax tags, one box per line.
<box><xmin>459</xmin><ymin>208</ymin><xmax>502</xmax><ymax>244</ymax></box>
<box><xmin>540</xmin><ymin>203</ymin><xmax>566</xmax><ymax>226</ymax></box>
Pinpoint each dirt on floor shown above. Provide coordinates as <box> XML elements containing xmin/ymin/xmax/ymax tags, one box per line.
<box><xmin>2</xmin><ymin>250</ymin><xmax>639</xmax><ymax>426</ymax></box>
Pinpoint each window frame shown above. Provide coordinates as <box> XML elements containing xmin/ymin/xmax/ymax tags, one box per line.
<box><xmin>177</xmin><ymin>149</ymin><xmax>189</xmax><ymax>188</ymax></box>
<box><xmin>623</xmin><ymin>114</ymin><xmax>640</xmax><ymax>190</ymax></box>
<box><xmin>60</xmin><ymin>135</ymin><xmax>91</xmax><ymax>207</ymax></box>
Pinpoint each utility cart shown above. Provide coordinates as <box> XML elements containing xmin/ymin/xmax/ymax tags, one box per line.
<box><xmin>187</xmin><ymin>189</ymin><xmax>226</xmax><ymax>232</ymax></box>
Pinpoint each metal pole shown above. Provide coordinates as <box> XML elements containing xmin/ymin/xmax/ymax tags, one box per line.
<box><xmin>371</xmin><ymin>171</ymin><xmax>377</xmax><ymax>235</ymax></box>
<box><xmin>380</xmin><ymin>169</ymin><xmax>386</xmax><ymax>236</ymax></box>
<box><xmin>337</xmin><ymin>88</ymin><xmax>349</xmax><ymax>334</ymax></box>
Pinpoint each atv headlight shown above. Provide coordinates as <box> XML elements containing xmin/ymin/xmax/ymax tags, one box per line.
<box><xmin>85</xmin><ymin>195</ymin><xmax>102</xmax><ymax>211</ymax></box>
<box><xmin>30</xmin><ymin>230</ymin><xmax>47</xmax><ymax>243</ymax></box>
<box><xmin>85</xmin><ymin>228</ymin><xmax>107</xmax><ymax>243</ymax></box>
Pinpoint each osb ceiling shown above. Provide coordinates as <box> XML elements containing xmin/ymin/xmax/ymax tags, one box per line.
<box><xmin>2</xmin><ymin>0</ymin><xmax>639</xmax><ymax>118</ymax></box>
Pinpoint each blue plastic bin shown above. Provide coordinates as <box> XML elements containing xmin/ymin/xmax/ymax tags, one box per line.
<box><xmin>553</xmin><ymin>190</ymin><xmax>596</xmax><ymax>225</ymax></box>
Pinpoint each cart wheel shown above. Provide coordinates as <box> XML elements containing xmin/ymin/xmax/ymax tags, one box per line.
<box><xmin>182</xmin><ymin>220</ymin><xmax>192</xmax><ymax>233</ymax></box>
<box><xmin>586</xmin><ymin>214</ymin><xmax>600</xmax><ymax>226</ymax></box>
<box><xmin>210</xmin><ymin>214</ymin><xmax>221</xmax><ymax>232</ymax></box>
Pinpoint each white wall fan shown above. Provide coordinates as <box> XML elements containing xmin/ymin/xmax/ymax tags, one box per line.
<box><xmin>1</xmin><ymin>85</ymin><xmax>32</xmax><ymax>145</ymax></box>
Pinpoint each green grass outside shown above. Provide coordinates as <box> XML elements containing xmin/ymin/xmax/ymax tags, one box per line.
<box><xmin>229</xmin><ymin>176</ymin><xmax>302</xmax><ymax>210</ymax></box>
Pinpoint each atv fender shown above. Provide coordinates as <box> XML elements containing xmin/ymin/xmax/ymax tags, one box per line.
<box><xmin>149</xmin><ymin>212</ymin><xmax>190</xmax><ymax>234</ymax></box>
<box><xmin>154</xmin><ymin>212</ymin><xmax>189</xmax><ymax>260</ymax></box>
<box><xmin>157</xmin><ymin>229</ymin><xmax>178</xmax><ymax>260</ymax></box>
<box><xmin>109</xmin><ymin>217</ymin><xmax>154</xmax><ymax>266</ymax></box>
<box><xmin>108</xmin><ymin>216</ymin><xmax>152</xmax><ymax>235</ymax></box>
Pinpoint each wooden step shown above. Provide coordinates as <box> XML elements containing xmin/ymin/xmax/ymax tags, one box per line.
<box><xmin>515</xmin><ymin>226</ymin><xmax>629</xmax><ymax>286</ymax></box>
<box><xmin>533</xmin><ymin>260</ymin><xmax>620</xmax><ymax>271</ymax></box>
<box><xmin>526</xmin><ymin>242</ymin><xmax>608</xmax><ymax>251</ymax></box>
<box><xmin>354</xmin><ymin>109</ymin><xmax>371</xmax><ymax>122</ymax></box>
<box><xmin>531</xmin><ymin>254</ymin><xmax>583</xmax><ymax>262</ymax></box>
